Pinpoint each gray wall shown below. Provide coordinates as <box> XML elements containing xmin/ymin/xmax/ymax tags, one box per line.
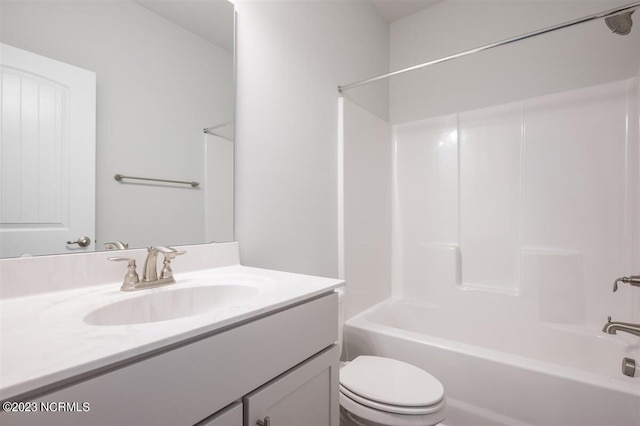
<box><xmin>234</xmin><ymin>0</ymin><xmax>390</xmax><ymax>277</ymax></box>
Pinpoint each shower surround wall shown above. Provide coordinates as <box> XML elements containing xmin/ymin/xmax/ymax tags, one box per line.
<box><xmin>340</xmin><ymin>0</ymin><xmax>640</xmax><ymax>323</ymax></box>
<box><xmin>385</xmin><ymin>0</ymin><xmax>640</xmax><ymax>332</ymax></box>
<box><xmin>341</xmin><ymin>74</ymin><xmax>639</xmax><ymax>332</ymax></box>
<box><xmin>393</xmin><ymin>77</ymin><xmax>639</xmax><ymax>330</ymax></box>
<box><xmin>339</xmin><ymin>98</ymin><xmax>392</xmax><ymax>320</ymax></box>
<box><xmin>340</xmin><ymin>77</ymin><xmax>640</xmax><ymax>423</ymax></box>
<box><xmin>340</xmin><ymin>4</ymin><xmax>640</xmax><ymax>421</ymax></box>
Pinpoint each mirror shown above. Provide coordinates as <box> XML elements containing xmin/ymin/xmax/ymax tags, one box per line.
<box><xmin>0</xmin><ymin>0</ymin><xmax>235</xmax><ymax>258</ymax></box>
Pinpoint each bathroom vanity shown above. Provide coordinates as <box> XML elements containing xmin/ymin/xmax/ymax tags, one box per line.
<box><xmin>0</xmin><ymin>243</ymin><xmax>343</xmax><ymax>425</ymax></box>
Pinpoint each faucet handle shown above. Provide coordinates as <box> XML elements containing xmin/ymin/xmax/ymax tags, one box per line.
<box><xmin>159</xmin><ymin>250</ymin><xmax>186</xmax><ymax>281</ymax></box>
<box><xmin>109</xmin><ymin>257</ymin><xmax>140</xmax><ymax>291</ymax></box>
<box><xmin>164</xmin><ymin>250</ymin><xmax>186</xmax><ymax>260</ymax></box>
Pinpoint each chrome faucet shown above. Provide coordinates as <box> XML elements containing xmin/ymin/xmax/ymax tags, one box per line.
<box><xmin>602</xmin><ymin>316</ymin><xmax>640</xmax><ymax>338</ymax></box>
<box><xmin>109</xmin><ymin>245</ymin><xmax>185</xmax><ymax>291</ymax></box>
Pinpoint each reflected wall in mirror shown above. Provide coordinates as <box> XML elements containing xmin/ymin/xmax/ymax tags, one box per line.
<box><xmin>0</xmin><ymin>0</ymin><xmax>235</xmax><ymax>259</ymax></box>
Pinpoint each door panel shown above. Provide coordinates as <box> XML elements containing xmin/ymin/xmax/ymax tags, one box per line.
<box><xmin>0</xmin><ymin>43</ymin><xmax>95</xmax><ymax>257</ymax></box>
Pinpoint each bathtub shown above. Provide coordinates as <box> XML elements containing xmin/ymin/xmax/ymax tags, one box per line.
<box><xmin>344</xmin><ymin>299</ymin><xmax>640</xmax><ymax>426</ymax></box>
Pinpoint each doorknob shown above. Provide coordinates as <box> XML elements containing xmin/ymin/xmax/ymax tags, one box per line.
<box><xmin>67</xmin><ymin>236</ymin><xmax>91</xmax><ymax>247</ymax></box>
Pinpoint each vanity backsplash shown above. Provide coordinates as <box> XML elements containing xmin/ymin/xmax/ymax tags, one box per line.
<box><xmin>0</xmin><ymin>242</ymin><xmax>240</xmax><ymax>300</ymax></box>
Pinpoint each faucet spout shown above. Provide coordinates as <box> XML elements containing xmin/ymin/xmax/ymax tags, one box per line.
<box><xmin>104</xmin><ymin>240</ymin><xmax>128</xmax><ymax>250</ymax></box>
<box><xmin>613</xmin><ymin>275</ymin><xmax>640</xmax><ymax>292</ymax></box>
<box><xmin>602</xmin><ymin>316</ymin><xmax>640</xmax><ymax>337</ymax></box>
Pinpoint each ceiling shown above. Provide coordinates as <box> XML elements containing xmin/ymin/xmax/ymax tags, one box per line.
<box><xmin>133</xmin><ymin>0</ymin><xmax>444</xmax><ymax>50</ymax></box>
<box><xmin>134</xmin><ymin>0</ymin><xmax>234</xmax><ymax>52</ymax></box>
<box><xmin>370</xmin><ymin>0</ymin><xmax>444</xmax><ymax>22</ymax></box>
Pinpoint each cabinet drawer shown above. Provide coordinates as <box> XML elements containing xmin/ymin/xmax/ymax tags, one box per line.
<box><xmin>4</xmin><ymin>292</ymin><xmax>337</xmax><ymax>426</ymax></box>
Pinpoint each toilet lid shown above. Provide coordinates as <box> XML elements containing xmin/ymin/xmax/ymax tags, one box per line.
<box><xmin>340</xmin><ymin>356</ymin><xmax>444</xmax><ymax>409</ymax></box>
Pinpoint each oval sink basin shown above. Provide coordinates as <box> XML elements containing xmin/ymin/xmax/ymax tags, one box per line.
<box><xmin>84</xmin><ymin>285</ymin><xmax>258</xmax><ymax>326</ymax></box>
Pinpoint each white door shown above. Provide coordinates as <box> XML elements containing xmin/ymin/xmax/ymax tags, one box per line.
<box><xmin>0</xmin><ymin>43</ymin><xmax>96</xmax><ymax>257</ymax></box>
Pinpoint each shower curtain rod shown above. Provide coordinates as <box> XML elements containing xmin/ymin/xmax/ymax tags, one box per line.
<box><xmin>338</xmin><ymin>1</ymin><xmax>640</xmax><ymax>94</ymax></box>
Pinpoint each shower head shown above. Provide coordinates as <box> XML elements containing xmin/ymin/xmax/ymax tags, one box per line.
<box><xmin>605</xmin><ymin>10</ymin><xmax>634</xmax><ymax>35</ymax></box>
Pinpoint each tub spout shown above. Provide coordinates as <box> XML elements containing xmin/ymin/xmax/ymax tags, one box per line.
<box><xmin>613</xmin><ymin>275</ymin><xmax>640</xmax><ymax>292</ymax></box>
<box><xmin>602</xmin><ymin>316</ymin><xmax>640</xmax><ymax>337</ymax></box>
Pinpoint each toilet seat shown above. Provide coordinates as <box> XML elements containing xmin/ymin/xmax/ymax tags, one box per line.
<box><xmin>339</xmin><ymin>356</ymin><xmax>446</xmax><ymax>425</ymax></box>
<box><xmin>340</xmin><ymin>384</ymin><xmax>445</xmax><ymax>415</ymax></box>
<box><xmin>340</xmin><ymin>356</ymin><xmax>444</xmax><ymax>408</ymax></box>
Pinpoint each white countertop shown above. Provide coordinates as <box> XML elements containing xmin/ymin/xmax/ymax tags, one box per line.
<box><xmin>0</xmin><ymin>264</ymin><xmax>344</xmax><ymax>400</ymax></box>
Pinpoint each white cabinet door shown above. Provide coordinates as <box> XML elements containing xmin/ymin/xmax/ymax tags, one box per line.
<box><xmin>0</xmin><ymin>43</ymin><xmax>96</xmax><ymax>257</ymax></box>
<box><xmin>244</xmin><ymin>345</ymin><xmax>340</xmax><ymax>426</ymax></box>
<box><xmin>197</xmin><ymin>401</ymin><xmax>243</xmax><ymax>426</ymax></box>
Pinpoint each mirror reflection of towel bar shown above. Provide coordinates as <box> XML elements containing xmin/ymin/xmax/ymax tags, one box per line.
<box><xmin>203</xmin><ymin>121</ymin><xmax>232</xmax><ymax>134</ymax></box>
<box><xmin>114</xmin><ymin>174</ymin><xmax>200</xmax><ymax>188</ymax></box>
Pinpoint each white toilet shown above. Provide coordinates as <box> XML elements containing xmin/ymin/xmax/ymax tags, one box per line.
<box><xmin>337</xmin><ymin>290</ymin><xmax>446</xmax><ymax>426</ymax></box>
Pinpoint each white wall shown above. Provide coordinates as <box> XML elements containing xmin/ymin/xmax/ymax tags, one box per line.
<box><xmin>205</xmin><ymin>134</ymin><xmax>234</xmax><ymax>243</ymax></box>
<box><xmin>233</xmin><ymin>0</ymin><xmax>389</xmax><ymax>277</ymax></box>
<box><xmin>0</xmin><ymin>1</ymin><xmax>233</xmax><ymax>249</ymax></box>
<box><xmin>390</xmin><ymin>0</ymin><xmax>640</xmax><ymax>123</ymax></box>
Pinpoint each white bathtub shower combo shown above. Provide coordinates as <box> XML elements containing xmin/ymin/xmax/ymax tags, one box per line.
<box><xmin>345</xmin><ymin>298</ymin><xmax>639</xmax><ymax>426</ymax></box>
<box><xmin>339</xmin><ymin>3</ymin><xmax>640</xmax><ymax>426</ymax></box>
